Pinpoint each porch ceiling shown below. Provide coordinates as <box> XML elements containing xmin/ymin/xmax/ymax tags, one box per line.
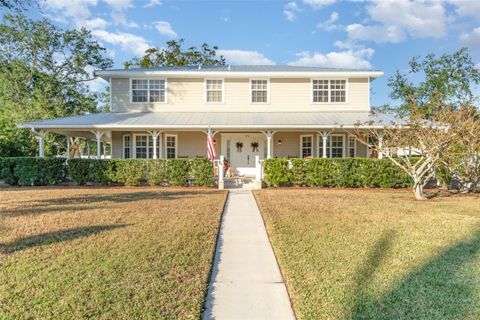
<box><xmin>19</xmin><ymin>111</ymin><xmax>401</xmax><ymax>131</ymax></box>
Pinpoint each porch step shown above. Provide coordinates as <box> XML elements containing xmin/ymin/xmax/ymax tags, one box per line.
<box><xmin>223</xmin><ymin>176</ymin><xmax>261</xmax><ymax>190</ymax></box>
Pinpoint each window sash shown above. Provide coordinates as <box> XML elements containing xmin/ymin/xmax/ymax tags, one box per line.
<box><xmin>123</xmin><ymin>135</ymin><xmax>131</xmax><ymax>159</ymax></box>
<box><xmin>301</xmin><ymin>136</ymin><xmax>313</xmax><ymax>158</ymax></box>
<box><xmin>206</xmin><ymin>80</ymin><xmax>223</xmax><ymax>103</ymax></box>
<box><xmin>251</xmin><ymin>80</ymin><xmax>268</xmax><ymax>103</ymax></box>
<box><xmin>348</xmin><ymin>136</ymin><xmax>356</xmax><ymax>158</ymax></box>
<box><xmin>166</xmin><ymin>135</ymin><xmax>177</xmax><ymax>159</ymax></box>
<box><xmin>312</xmin><ymin>79</ymin><xmax>346</xmax><ymax>103</ymax></box>
<box><xmin>132</xmin><ymin>79</ymin><xmax>166</xmax><ymax>103</ymax></box>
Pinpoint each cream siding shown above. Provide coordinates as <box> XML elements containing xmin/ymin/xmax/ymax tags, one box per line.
<box><xmin>111</xmin><ymin>77</ymin><xmax>370</xmax><ymax>112</ymax></box>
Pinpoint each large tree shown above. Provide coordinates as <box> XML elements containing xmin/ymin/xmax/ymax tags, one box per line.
<box><xmin>388</xmin><ymin>48</ymin><xmax>480</xmax><ymax>117</ymax></box>
<box><xmin>125</xmin><ymin>38</ymin><xmax>225</xmax><ymax>69</ymax></box>
<box><xmin>0</xmin><ymin>14</ymin><xmax>113</xmax><ymax>156</ymax></box>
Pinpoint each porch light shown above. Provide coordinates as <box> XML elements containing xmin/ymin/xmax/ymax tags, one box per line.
<box><xmin>277</xmin><ymin>139</ymin><xmax>282</xmax><ymax>146</ymax></box>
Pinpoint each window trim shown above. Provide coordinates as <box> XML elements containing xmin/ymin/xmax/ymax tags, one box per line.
<box><xmin>300</xmin><ymin>134</ymin><xmax>314</xmax><ymax>158</ymax></box>
<box><xmin>130</xmin><ymin>78</ymin><xmax>168</xmax><ymax>104</ymax></box>
<box><xmin>123</xmin><ymin>134</ymin><xmax>131</xmax><ymax>159</ymax></box>
<box><xmin>328</xmin><ymin>134</ymin><xmax>346</xmax><ymax>158</ymax></box>
<box><xmin>348</xmin><ymin>135</ymin><xmax>357</xmax><ymax>158</ymax></box>
<box><xmin>164</xmin><ymin>134</ymin><xmax>178</xmax><ymax>159</ymax></box>
<box><xmin>249</xmin><ymin>78</ymin><xmax>270</xmax><ymax>104</ymax></box>
<box><xmin>204</xmin><ymin>78</ymin><xmax>225</xmax><ymax>104</ymax></box>
<box><xmin>133</xmin><ymin>134</ymin><xmax>151</xmax><ymax>159</ymax></box>
<box><xmin>311</xmin><ymin>78</ymin><xmax>349</xmax><ymax>104</ymax></box>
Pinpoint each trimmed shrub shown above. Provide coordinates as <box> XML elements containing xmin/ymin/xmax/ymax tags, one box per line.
<box><xmin>89</xmin><ymin>159</ymin><xmax>116</xmax><ymax>185</ymax></box>
<box><xmin>115</xmin><ymin>159</ymin><xmax>147</xmax><ymax>186</ymax></box>
<box><xmin>12</xmin><ymin>157</ymin><xmax>65</xmax><ymax>186</ymax></box>
<box><xmin>146</xmin><ymin>159</ymin><xmax>168</xmax><ymax>186</ymax></box>
<box><xmin>263</xmin><ymin>158</ymin><xmax>291</xmax><ymax>187</ymax></box>
<box><xmin>67</xmin><ymin>159</ymin><xmax>91</xmax><ymax>185</ymax></box>
<box><xmin>0</xmin><ymin>157</ymin><xmax>19</xmax><ymax>185</ymax></box>
<box><xmin>190</xmin><ymin>158</ymin><xmax>214</xmax><ymax>186</ymax></box>
<box><xmin>263</xmin><ymin>157</ymin><xmax>412</xmax><ymax>188</ymax></box>
<box><xmin>167</xmin><ymin>159</ymin><xmax>191</xmax><ymax>186</ymax></box>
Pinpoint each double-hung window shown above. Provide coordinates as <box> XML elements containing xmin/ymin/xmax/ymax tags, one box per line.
<box><xmin>348</xmin><ymin>136</ymin><xmax>356</xmax><ymax>158</ymax></box>
<box><xmin>123</xmin><ymin>134</ymin><xmax>131</xmax><ymax>159</ymax></box>
<box><xmin>205</xmin><ymin>79</ymin><xmax>224</xmax><ymax>103</ymax></box>
<box><xmin>131</xmin><ymin>79</ymin><xmax>166</xmax><ymax>103</ymax></box>
<box><xmin>300</xmin><ymin>135</ymin><xmax>313</xmax><ymax>158</ymax></box>
<box><xmin>165</xmin><ymin>135</ymin><xmax>177</xmax><ymax>159</ymax></box>
<box><xmin>135</xmin><ymin>135</ymin><xmax>148</xmax><ymax>159</ymax></box>
<box><xmin>251</xmin><ymin>79</ymin><xmax>268</xmax><ymax>103</ymax></box>
<box><xmin>312</xmin><ymin>79</ymin><xmax>347</xmax><ymax>103</ymax></box>
<box><xmin>319</xmin><ymin>135</ymin><xmax>345</xmax><ymax>158</ymax></box>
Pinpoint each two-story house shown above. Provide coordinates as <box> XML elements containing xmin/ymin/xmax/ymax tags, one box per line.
<box><xmin>21</xmin><ymin>65</ymin><xmax>392</xmax><ymax>175</ymax></box>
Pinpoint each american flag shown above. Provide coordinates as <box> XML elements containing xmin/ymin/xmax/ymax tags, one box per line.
<box><xmin>207</xmin><ymin>126</ymin><xmax>216</xmax><ymax>161</ymax></box>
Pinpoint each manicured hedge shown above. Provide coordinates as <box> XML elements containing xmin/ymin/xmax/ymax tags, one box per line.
<box><xmin>0</xmin><ymin>157</ymin><xmax>66</xmax><ymax>186</ymax></box>
<box><xmin>263</xmin><ymin>158</ymin><xmax>412</xmax><ymax>188</ymax></box>
<box><xmin>67</xmin><ymin>158</ymin><xmax>213</xmax><ymax>187</ymax></box>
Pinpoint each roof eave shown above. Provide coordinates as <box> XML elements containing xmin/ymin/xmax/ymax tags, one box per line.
<box><xmin>95</xmin><ymin>70</ymin><xmax>384</xmax><ymax>80</ymax></box>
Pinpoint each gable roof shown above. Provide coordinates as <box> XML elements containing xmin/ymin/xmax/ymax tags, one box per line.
<box><xmin>95</xmin><ymin>65</ymin><xmax>383</xmax><ymax>79</ymax></box>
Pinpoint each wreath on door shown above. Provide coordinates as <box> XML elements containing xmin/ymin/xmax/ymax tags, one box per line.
<box><xmin>251</xmin><ymin>142</ymin><xmax>259</xmax><ymax>152</ymax></box>
<box><xmin>236</xmin><ymin>142</ymin><xmax>243</xmax><ymax>152</ymax></box>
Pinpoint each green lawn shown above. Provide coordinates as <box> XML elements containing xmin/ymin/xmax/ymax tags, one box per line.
<box><xmin>0</xmin><ymin>187</ymin><xmax>227</xmax><ymax>319</ymax></box>
<box><xmin>254</xmin><ymin>188</ymin><xmax>480</xmax><ymax>320</ymax></box>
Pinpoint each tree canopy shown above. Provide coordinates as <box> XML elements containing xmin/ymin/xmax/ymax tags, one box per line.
<box><xmin>124</xmin><ymin>38</ymin><xmax>226</xmax><ymax>69</ymax></box>
<box><xmin>0</xmin><ymin>14</ymin><xmax>113</xmax><ymax>156</ymax></box>
<box><xmin>388</xmin><ymin>48</ymin><xmax>480</xmax><ymax>117</ymax></box>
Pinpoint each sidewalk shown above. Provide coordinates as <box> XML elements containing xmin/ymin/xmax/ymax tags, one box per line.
<box><xmin>203</xmin><ymin>189</ymin><xmax>295</xmax><ymax>320</ymax></box>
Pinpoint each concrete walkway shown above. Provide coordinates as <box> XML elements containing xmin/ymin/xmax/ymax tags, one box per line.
<box><xmin>203</xmin><ymin>189</ymin><xmax>295</xmax><ymax>320</ymax></box>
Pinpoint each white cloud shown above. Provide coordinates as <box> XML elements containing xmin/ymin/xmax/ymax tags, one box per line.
<box><xmin>346</xmin><ymin>0</ymin><xmax>446</xmax><ymax>43</ymax></box>
<box><xmin>144</xmin><ymin>0</ymin><xmax>161</xmax><ymax>8</ymax></box>
<box><xmin>347</xmin><ymin>24</ymin><xmax>406</xmax><ymax>43</ymax></box>
<box><xmin>103</xmin><ymin>0</ymin><xmax>133</xmax><ymax>11</ymax></box>
<box><xmin>43</xmin><ymin>0</ymin><xmax>97</xmax><ymax>20</ymax></box>
<box><xmin>283</xmin><ymin>1</ymin><xmax>300</xmax><ymax>22</ymax></box>
<box><xmin>303</xmin><ymin>0</ymin><xmax>336</xmax><ymax>10</ymax></box>
<box><xmin>92</xmin><ymin>30</ymin><xmax>150</xmax><ymax>56</ymax></box>
<box><xmin>111</xmin><ymin>11</ymin><xmax>139</xmax><ymax>28</ymax></box>
<box><xmin>317</xmin><ymin>11</ymin><xmax>340</xmax><ymax>31</ymax></box>
<box><xmin>153</xmin><ymin>21</ymin><xmax>177</xmax><ymax>38</ymax></box>
<box><xmin>460</xmin><ymin>27</ymin><xmax>480</xmax><ymax>51</ymax></box>
<box><xmin>75</xmin><ymin>17</ymin><xmax>109</xmax><ymax>30</ymax></box>
<box><xmin>288</xmin><ymin>48</ymin><xmax>374</xmax><ymax>69</ymax></box>
<box><xmin>217</xmin><ymin>50</ymin><xmax>275</xmax><ymax>65</ymax></box>
<box><xmin>448</xmin><ymin>0</ymin><xmax>480</xmax><ymax>18</ymax></box>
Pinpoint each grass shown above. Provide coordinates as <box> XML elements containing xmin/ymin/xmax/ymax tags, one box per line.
<box><xmin>254</xmin><ymin>188</ymin><xmax>480</xmax><ymax>320</ymax></box>
<box><xmin>0</xmin><ymin>187</ymin><xmax>227</xmax><ymax>320</ymax></box>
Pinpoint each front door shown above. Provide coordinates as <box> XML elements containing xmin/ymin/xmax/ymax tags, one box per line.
<box><xmin>221</xmin><ymin>134</ymin><xmax>264</xmax><ymax>176</ymax></box>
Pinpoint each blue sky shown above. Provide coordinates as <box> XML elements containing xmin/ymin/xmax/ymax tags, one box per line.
<box><xmin>26</xmin><ymin>0</ymin><xmax>480</xmax><ymax>106</ymax></box>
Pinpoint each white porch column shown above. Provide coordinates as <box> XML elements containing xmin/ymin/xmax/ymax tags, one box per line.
<box><xmin>218</xmin><ymin>155</ymin><xmax>224</xmax><ymax>190</ymax></box>
<box><xmin>32</xmin><ymin>129</ymin><xmax>46</xmax><ymax>158</ymax></box>
<box><xmin>91</xmin><ymin>130</ymin><xmax>105</xmax><ymax>159</ymax></box>
<box><xmin>67</xmin><ymin>137</ymin><xmax>71</xmax><ymax>159</ymax></box>
<box><xmin>86</xmin><ymin>139</ymin><xmax>91</xmax><ymax>159</ymax></box>
<box><xmin>378</xmin><ymin>131</ymin><xmax>384</xmax><ymax>159</ymax></box>
<box><xmin>262</xmin><ymin>131</ymin><xmax>277</xmax><ymax>159</ymax></box>
<box><xmin>148</xmin><ymin>130</ymin><xmax>162</xmax><ymax>159</ymax></box>
<box><xmin>320</xmin><ymin>131</ymin><xmax>329</xmax><ymax>158</ymax></box>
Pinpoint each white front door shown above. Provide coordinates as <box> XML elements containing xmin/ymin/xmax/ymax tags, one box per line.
<box><xmin>221</xmin><ymin>134</ymin><xmax>264</xmax><ymax>176</ymax></box>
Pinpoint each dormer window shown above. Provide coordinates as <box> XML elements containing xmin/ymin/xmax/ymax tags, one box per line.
<box><xmin>205</xmin><ymin>79</ymin><xmax>224</xmax><ymax>103</ymax></box>
<box><xmin>131</xmin><ymin>79</ymin><xmax>166</xmax><ymax>103</ymax></box>
<box><xmin>312</xmin><ymin>79</ymin><xmax>347</xmax><ymax>103</ymax></box>
<box><xmin>250</xmin><ymin>79</ymin><xmax>269</xmax><ymax>103</ymax></box>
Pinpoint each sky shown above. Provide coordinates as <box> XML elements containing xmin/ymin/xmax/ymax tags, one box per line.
<box><xmin>23</xmin><ymin>0</ymin><xmax>480</xmax><ymax>107</ymax></box>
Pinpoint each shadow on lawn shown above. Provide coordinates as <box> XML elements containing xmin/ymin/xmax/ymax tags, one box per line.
<box><xmin>3</xmin><ymin>190</ymin><xmax>213</xmax><ymax>217</ymax></box>
<box><xmin>0</xmin><ymin>224</ymin><xmax>130</xmax><ymax>254</ymax></box>
<box><xmin>350</xmin><ymin>230</ymin><xmax>480</xmax><ymax>319</ymax></box>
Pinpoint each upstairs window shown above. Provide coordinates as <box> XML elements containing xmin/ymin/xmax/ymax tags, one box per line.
<box><xmin>205</xmin><ymin>79</ymin><xmax>224</xmax><ymax>103</ymax></box>
<box><xmin>312</xmin><ymin>79</ymin><xmax>347</xmax><ymax>103</ymax></box>
<box><xmin>131</xmin><ymin>79</ymin><xmax>166</xmax><ymax>103</ymax></box>
<box><xmin>251</xmin><ymin>79</ymin><xmax>268</xmax><ymax>103</ymax></box>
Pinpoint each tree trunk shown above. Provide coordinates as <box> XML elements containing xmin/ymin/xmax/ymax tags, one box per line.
<box><xmin>414</xmin><ymin>182</ymin><xmax>426</xmax><ymax>200</ymax></box>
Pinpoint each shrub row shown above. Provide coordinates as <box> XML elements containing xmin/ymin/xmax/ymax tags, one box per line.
<box><xmin>263</xmin><ymin>158</ymin><xmax>412</xmax><ymax>188</ymax></box>
<box><xmin>0</xmin><ymin>157</ymin><xmax>66</xmax><ymax>186</ymax></box>
<box><xmin>67</xmin><ymin>158</ymin><xmax>214</xmax><ymax>187</ymax></box>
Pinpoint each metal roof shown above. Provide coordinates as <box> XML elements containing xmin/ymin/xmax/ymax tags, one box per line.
<box><xmin>95</xmin><ymin>65</ymin><xmax>384</xmax><ymax>79</ymax></box>
<box><xmin>20</xmin><ymin>111</ymin><xmax>399</xmax><ymax>130</ymax></box>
